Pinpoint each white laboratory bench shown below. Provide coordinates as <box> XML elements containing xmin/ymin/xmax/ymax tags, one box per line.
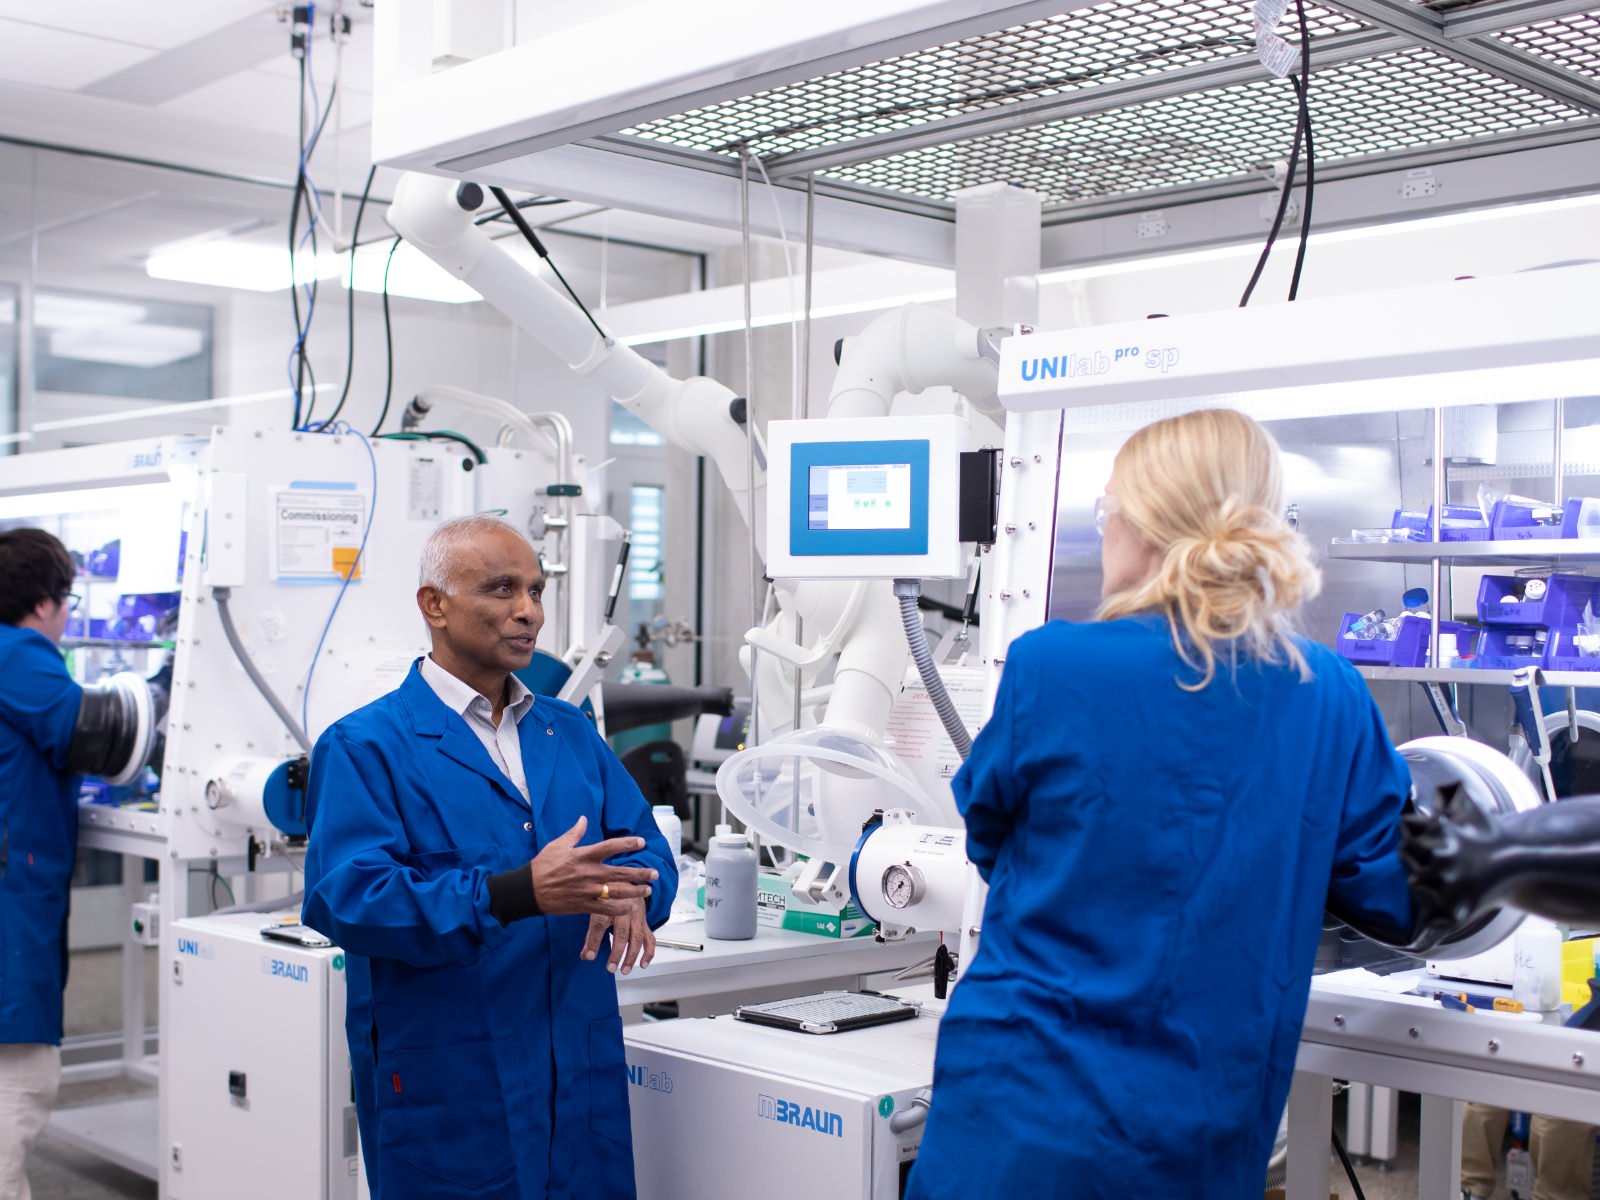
<box><xmin>1287</xmin><ymin>973</ymin><xmax>1600</xmax><ymax>1200</ymax></box>
<box><xmin>618</xmin><ymin>920</ymin><xmax>935</xmax><ymax>1014</ymax></box>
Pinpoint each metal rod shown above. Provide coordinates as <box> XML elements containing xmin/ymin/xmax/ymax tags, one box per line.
<box><xmin>1440</xmin><ymin>409</ymin><xmax>1452</xmax><ymax>672</ymax></box>
<box><xmin>1554</xmin><ymin>395</ymin><xmax>1567</xmax><ymax>507</ymax></box>
<box><xmin>801</xmin><ymin>173</ymin><xmax>815</xmax><ymax>421</ymax></box>
<box><xmin>740</xmin><ymin>149</ymin><xmax>761</xmax><ymax>755</ymax></box>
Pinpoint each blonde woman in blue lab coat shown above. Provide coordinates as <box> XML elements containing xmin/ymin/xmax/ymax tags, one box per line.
<box><xmin>904</xmin><ymin>408</ymin><xmax>1417</xmax><ymax>1200</ymax></box>
<box><xmin>303</xmin><ymin>515</ymin><xmax>676</xmax><ymax>1200</ymax></box>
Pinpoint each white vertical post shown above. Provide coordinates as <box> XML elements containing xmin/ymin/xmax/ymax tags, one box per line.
<box><xmin>1286</xmin><ymin>1071</ymin><xmax>1333</xmax><ymax>1200</ymax></box>
<box><xmin>120</xmin><ymin>854</ymin><xmax>146</xmax><ymax>1070</ymax></box>
<box><xmin>1370</xmin><ymin>1085</ymin><xmax>1399</xmax><ymax>1162</ymax></box>
<box><xmin>1419</xmin><ymin>1094</ymin><xmax>1464</xmax><ymax>1200</ymax></box>
<box><xmin>1346</xmin><ymin>1081</ymin><xmax>1372</xmax><ymax>1157</ymax></box>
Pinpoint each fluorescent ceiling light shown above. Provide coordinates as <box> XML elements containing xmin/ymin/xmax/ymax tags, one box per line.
<box><xmin>146</xmin><ymin>236</ymin><xmax>479</xmax><ymax>305</ymax></box>
<box><xmin>48</xmin><ymin>324</ymin><xmax>205</xmax><ymax>368</ymax></box>
<box><xmin>31</xmin><ymin>385</ymin><xmax>316</xmax><ymax>434</ymax></box>
<box><xmin>34</xmin><ymin>294</ymin><xmax>148</xmax><ymax>330</ymax></box>
<box><xmin>0</xmin><ymin>482</ymin><xmax>174</xmax><ymax>522</ymax></box>
<box><xmin>0</xmin><ymin>295</ymin><xmax>15</xmax><ymax>325</ymax></box>
<box><xmin>146</xmin><ymin>241</ymin><xmax>341</xmax><ymax>292</ymax></box>
<box><xmin>599</xmin><ymin>261</ymin><xmax>954</xmax><ymax>345</ymax></box>
<box><xmin>349</xmin><ymin>241</ymin><xmax>481</xmax><ymax>304</ymax></box>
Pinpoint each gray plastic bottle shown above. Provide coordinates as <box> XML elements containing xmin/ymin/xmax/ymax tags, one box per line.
<box><xmin>703</xmin><ymin>826</ymin><xmax>758</xmax><ymax>941</ymax></box>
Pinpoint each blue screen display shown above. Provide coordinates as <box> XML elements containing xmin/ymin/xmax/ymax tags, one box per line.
<box><xmin>789</xmin><ymin>439</ymin><xmax>929</xmax><ymax>557</ymax></box>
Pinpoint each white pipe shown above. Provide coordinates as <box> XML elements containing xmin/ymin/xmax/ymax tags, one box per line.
<box><xmin>386</xmin><ymin>172</ymin><xmax>764</xmax><ymax>555</ymax></box>
<box><xmin>828</xmin><ymin>304</ymin><xmax>1001</xmax><ymax>420</ymax></box>
<box><xmin>413</xmin><ymin>385</ymin><xmax>560</xmax><ymax>458</ymax></box>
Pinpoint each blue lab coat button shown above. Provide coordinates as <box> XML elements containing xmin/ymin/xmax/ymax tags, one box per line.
<box><xmin>523</xmin><ymin>821</ymin><xmax>534</xmax><ymax>832</ymax></box>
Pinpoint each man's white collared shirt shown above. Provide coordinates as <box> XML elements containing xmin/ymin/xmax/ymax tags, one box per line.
<box><xmin>419</xmin><ymin>655</ymin><xmax>536</xmax><ymax>805</ymax></box>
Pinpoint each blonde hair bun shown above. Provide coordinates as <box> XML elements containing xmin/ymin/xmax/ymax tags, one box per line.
<box><xmin>1097</xmin><ymin>409</ymin><xmax>1322</xmax><ymax>688</ymax></box>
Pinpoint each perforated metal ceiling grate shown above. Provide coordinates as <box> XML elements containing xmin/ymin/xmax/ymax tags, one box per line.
<box><xmin>812</xmin><ymin>47</ymin><xmax>1590</xmax><ymax>204</ymax></box>
<box><xmin>1492</xmin><ymin>11</ymin><xmax>1600</xmax><ymax>79</ymax></box>
<box><xmin>621</xmin><ymin>0</ymin><xmax>1370</xmax><ymax>159</ymax></box>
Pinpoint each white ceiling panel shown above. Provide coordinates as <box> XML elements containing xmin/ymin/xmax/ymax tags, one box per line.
<box><xmin>160</xmin><ymin>70</ymin><xmax>374</xmax><ymax>141</ymax></box>
<box><xmin>0</xmin><ymin>1</ymin><xmax>276</xmax><ymax>52</ymax></box>
<box><xmin>0</xmin><ymin>19</ymin><xmax>152</xmax><ymax>90</ymax></box>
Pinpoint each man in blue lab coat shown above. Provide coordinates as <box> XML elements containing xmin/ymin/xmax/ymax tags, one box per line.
<box><xmin>0</xmin><ymin>529</ymin><xmax>83</xmax><ymax>1200</ymax></box>
<box><xmin>303</xmin><ymin>514</ymin><xmax>676</xmax><ymax>1200</ymax></box>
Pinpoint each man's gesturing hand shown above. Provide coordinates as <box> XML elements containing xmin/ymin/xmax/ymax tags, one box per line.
<box><xmin>582</xmin><ymin>901</ymin><xmax>655</xmax><ymax>974</ymax></box>
<box><xmin>530</xmin><ymin>816</ymin><xmax>658</xmax><ymax>916</ymax></box>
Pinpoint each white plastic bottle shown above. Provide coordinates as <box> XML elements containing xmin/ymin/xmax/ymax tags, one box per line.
<box><xmin>703</xmin><ymin>825</ymin><xmax>758</xmax><ymax>941</ymax></box>
<box><xmin>1512</xmin><ymin>916</ymin><xmax>1563</xmax><ymax>1012</ymax></box>
<box><xmin>651</xmin><ymin>805</ymin><xmax>683</xmax><ymax>864</ymax></box>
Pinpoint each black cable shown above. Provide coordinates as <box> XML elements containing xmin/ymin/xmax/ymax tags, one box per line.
<box><xmin>1287</xmin><ymin>0</ymin><xmax>1316</xmax><ymax>302</ymax></box>
<box><xmin>377</xmin><ymin>430</ymin><xmax>488</xmax><ymax>464</ymax></box>
<box><xmin>472</xmin><ymin>196</ymin><xmax>569</xmax><ymax>225</ymax></box>
<box><xmin>1238</xmin><ymin>63</ymin><xmax>1306</xmax><ymax>307</ymax></box>
<box><xmin>319</xmin><ymin>163</ymin><xmax>378</xmax><ymax>430</ymax></box>
<box><xmin>1331</xmin><ymin>1126</ymin><xmax>1368</xmax><ymax>1200</ymax></box>
<box><xmin>288</xmin><ymin>54</ymin><xmax>308</xmax><ymax>429</ymax></box>
<box><xmin>369</xmin><ymin>236</ymin><xmax>402</xmax><ymax>437</ymax></box>
<box><xmin>487</xmin><ymin>185</ymin><xmax>608</xmax><ymax>340</ymax></box>
<box><xmin>304</xmin><ymin>79</ymin><xmax>338</xmax><ymax>159</ymax></box>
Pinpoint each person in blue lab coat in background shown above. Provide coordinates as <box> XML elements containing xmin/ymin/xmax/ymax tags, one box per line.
<box><xmin>905</xmin><ymin>409</ymin><xmax>1417</xmax><ymax>1200</ymax></box>
<box><xmin>0</xmin><ymin>529</ymin><xmax>84</xmax><ymax>1200</ymax></box>
<box><xmin>303</xmin><ymin>513</ymin><xmax>677</xmax><ymax>1200</ymax></box>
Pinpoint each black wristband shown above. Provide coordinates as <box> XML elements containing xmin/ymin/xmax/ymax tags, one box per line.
<box><xmin>487</xmin><ymin>865</ymin><xmax>541</xmax><ymax>926</ymax></box>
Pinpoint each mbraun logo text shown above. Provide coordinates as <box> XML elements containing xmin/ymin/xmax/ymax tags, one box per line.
<box><xmin>757</xmin><ymin>1093</ymin><xmax>844</xmax><ymax>1138</ymax></box>
<box><xmin>261</xmin><ymin>956</ymin><xmax>309</xmax><ymax>983</ymax></box>
<box><xmin>627</xmin><ymin>1063</ymin><xmax>673</xmax><ymax>1093</ymax></box>
<box><xmin>1017</xmin><ymin>345</ymin><xmax>1181</xmax><ymax>382</ymax></box>
<box><xmin>175</xmin><ymin>938</ymin><xmax>214</xmax><ymax>959</ymax></box>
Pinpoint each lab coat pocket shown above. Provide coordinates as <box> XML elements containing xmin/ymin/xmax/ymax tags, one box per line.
<box><xmin>380</xmin><ymin>1039</ymin><xmax>519</xmax><ymax>1189</ymax></box>
<box><xmin>588</xmin><ymin>1016</ymin><xmax>633</xmax><ymax>1146</ymax></box>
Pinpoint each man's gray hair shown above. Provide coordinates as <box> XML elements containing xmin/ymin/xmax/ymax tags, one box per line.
<box><xmin>418</xmin><ymin>514</ymin><xmax>532</xmax><ymax>592</ymax></box>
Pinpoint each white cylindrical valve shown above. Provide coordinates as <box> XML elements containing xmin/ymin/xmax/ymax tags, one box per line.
<box><xmin>850</xmin><ymin>809</ymin><xmax>969</xmax><ymax>938</ymax></box>
<box><xmin>201</xmin><ymin>755</ymin><xmax>281</xmax><ymax>833</ymax></box>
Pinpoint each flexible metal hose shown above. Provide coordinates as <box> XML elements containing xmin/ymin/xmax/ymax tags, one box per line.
<box><xmin>894</xmin><ymin>580</ymin><xmax>971</xmax><ymax>760</ymax></box>
<box><xmin>213</xmin><ymin>588</ymin><xmax>312</xmax><ymax>754</ymax></box>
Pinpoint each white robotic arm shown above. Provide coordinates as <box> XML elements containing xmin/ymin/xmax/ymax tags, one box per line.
<box><xmin>385</xmin><ymin>173</ymin><xmax>764</xmax><ymax>551</ymax></box>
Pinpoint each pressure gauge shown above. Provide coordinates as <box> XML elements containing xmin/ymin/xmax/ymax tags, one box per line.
<box><xmin>881</xmin><ymin>862</ymin><xmax>926</xmax><ymax>910</ymax></box>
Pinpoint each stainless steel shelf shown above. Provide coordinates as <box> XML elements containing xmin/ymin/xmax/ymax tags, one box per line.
<box><xmin>1326</xmin><ymin>539</ymin><xmax>1600</xmax><ymax>567</ymax></box>
<box><xmin>1355</xmin><ymin>665</ymin><xmax>1600</xmax><ymax>688</ymax></box>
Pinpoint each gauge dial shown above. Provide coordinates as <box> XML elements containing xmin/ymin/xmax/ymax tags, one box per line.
<box><xmin>882</xmin><ymin>862</ymin><xmax>925</xmax><ymax>910</ymax></box>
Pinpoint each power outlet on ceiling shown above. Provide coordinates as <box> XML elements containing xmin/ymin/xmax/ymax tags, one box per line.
<box><xmin>1137</xmin><ymin>212</ymin><xmax>1168</xmax><ymax>240</ymax></box>
<box><xmin>1401</xmin><ymin>168</ymin><xmax>1439</xmax><ymax>200</ymax></box>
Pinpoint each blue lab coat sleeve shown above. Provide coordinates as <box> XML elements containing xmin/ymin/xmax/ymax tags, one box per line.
<box><xmin>302</xmin><ymin>724</ymin><xmax>513</xmax><ymax>969</ymax></box>
<box><xmin>1325</xmin><ymin>671</ymin><xmax>1417</xmax><ymax>941</ymax></box>
<box><xmin>0</xmin><ymin>632</ymin><xmax>81</xmax><ymax>771</ymax></box>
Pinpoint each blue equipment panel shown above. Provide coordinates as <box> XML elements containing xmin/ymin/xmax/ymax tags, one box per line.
<box><xmin>788</xmin><ymin>439</ymin><xmax>929</xmax><ymax>558</ymax></box>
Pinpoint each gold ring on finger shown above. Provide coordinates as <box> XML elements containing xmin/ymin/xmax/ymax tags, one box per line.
<box><xmin>599</xmin><ymin>883</ymin><xmax>610</xmax><ymax>901</ymax></box>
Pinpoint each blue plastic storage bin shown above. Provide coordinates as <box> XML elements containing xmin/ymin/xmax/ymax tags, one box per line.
<box><xmin>1391</xmin><ymin>504</ymin><xmax>1491</xmax><ymax>543</ymax></box>
<box><xmin>1543</xmin><ymin>627</ymin><xmax>1600</xmax><ymax>672</ymax></box>
<box><xmin>1489</xmin><ymin>498</ymin><xmax>1566</xmax><ymax>541</ymax></box>
<box><xmin>1336</xmin><ymin>613</ymin><xmax>1475</xmax><ymax>667</ymax></box>
<box><xmin>1476</xmin><ymin>573</ymin><xmax>1600</xmax><ymax>628</ymax></box>
<box><xmin>1473</xmin><ymin>627</ymin><xmax>1546</xmax><ymax>671</ymax></box>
